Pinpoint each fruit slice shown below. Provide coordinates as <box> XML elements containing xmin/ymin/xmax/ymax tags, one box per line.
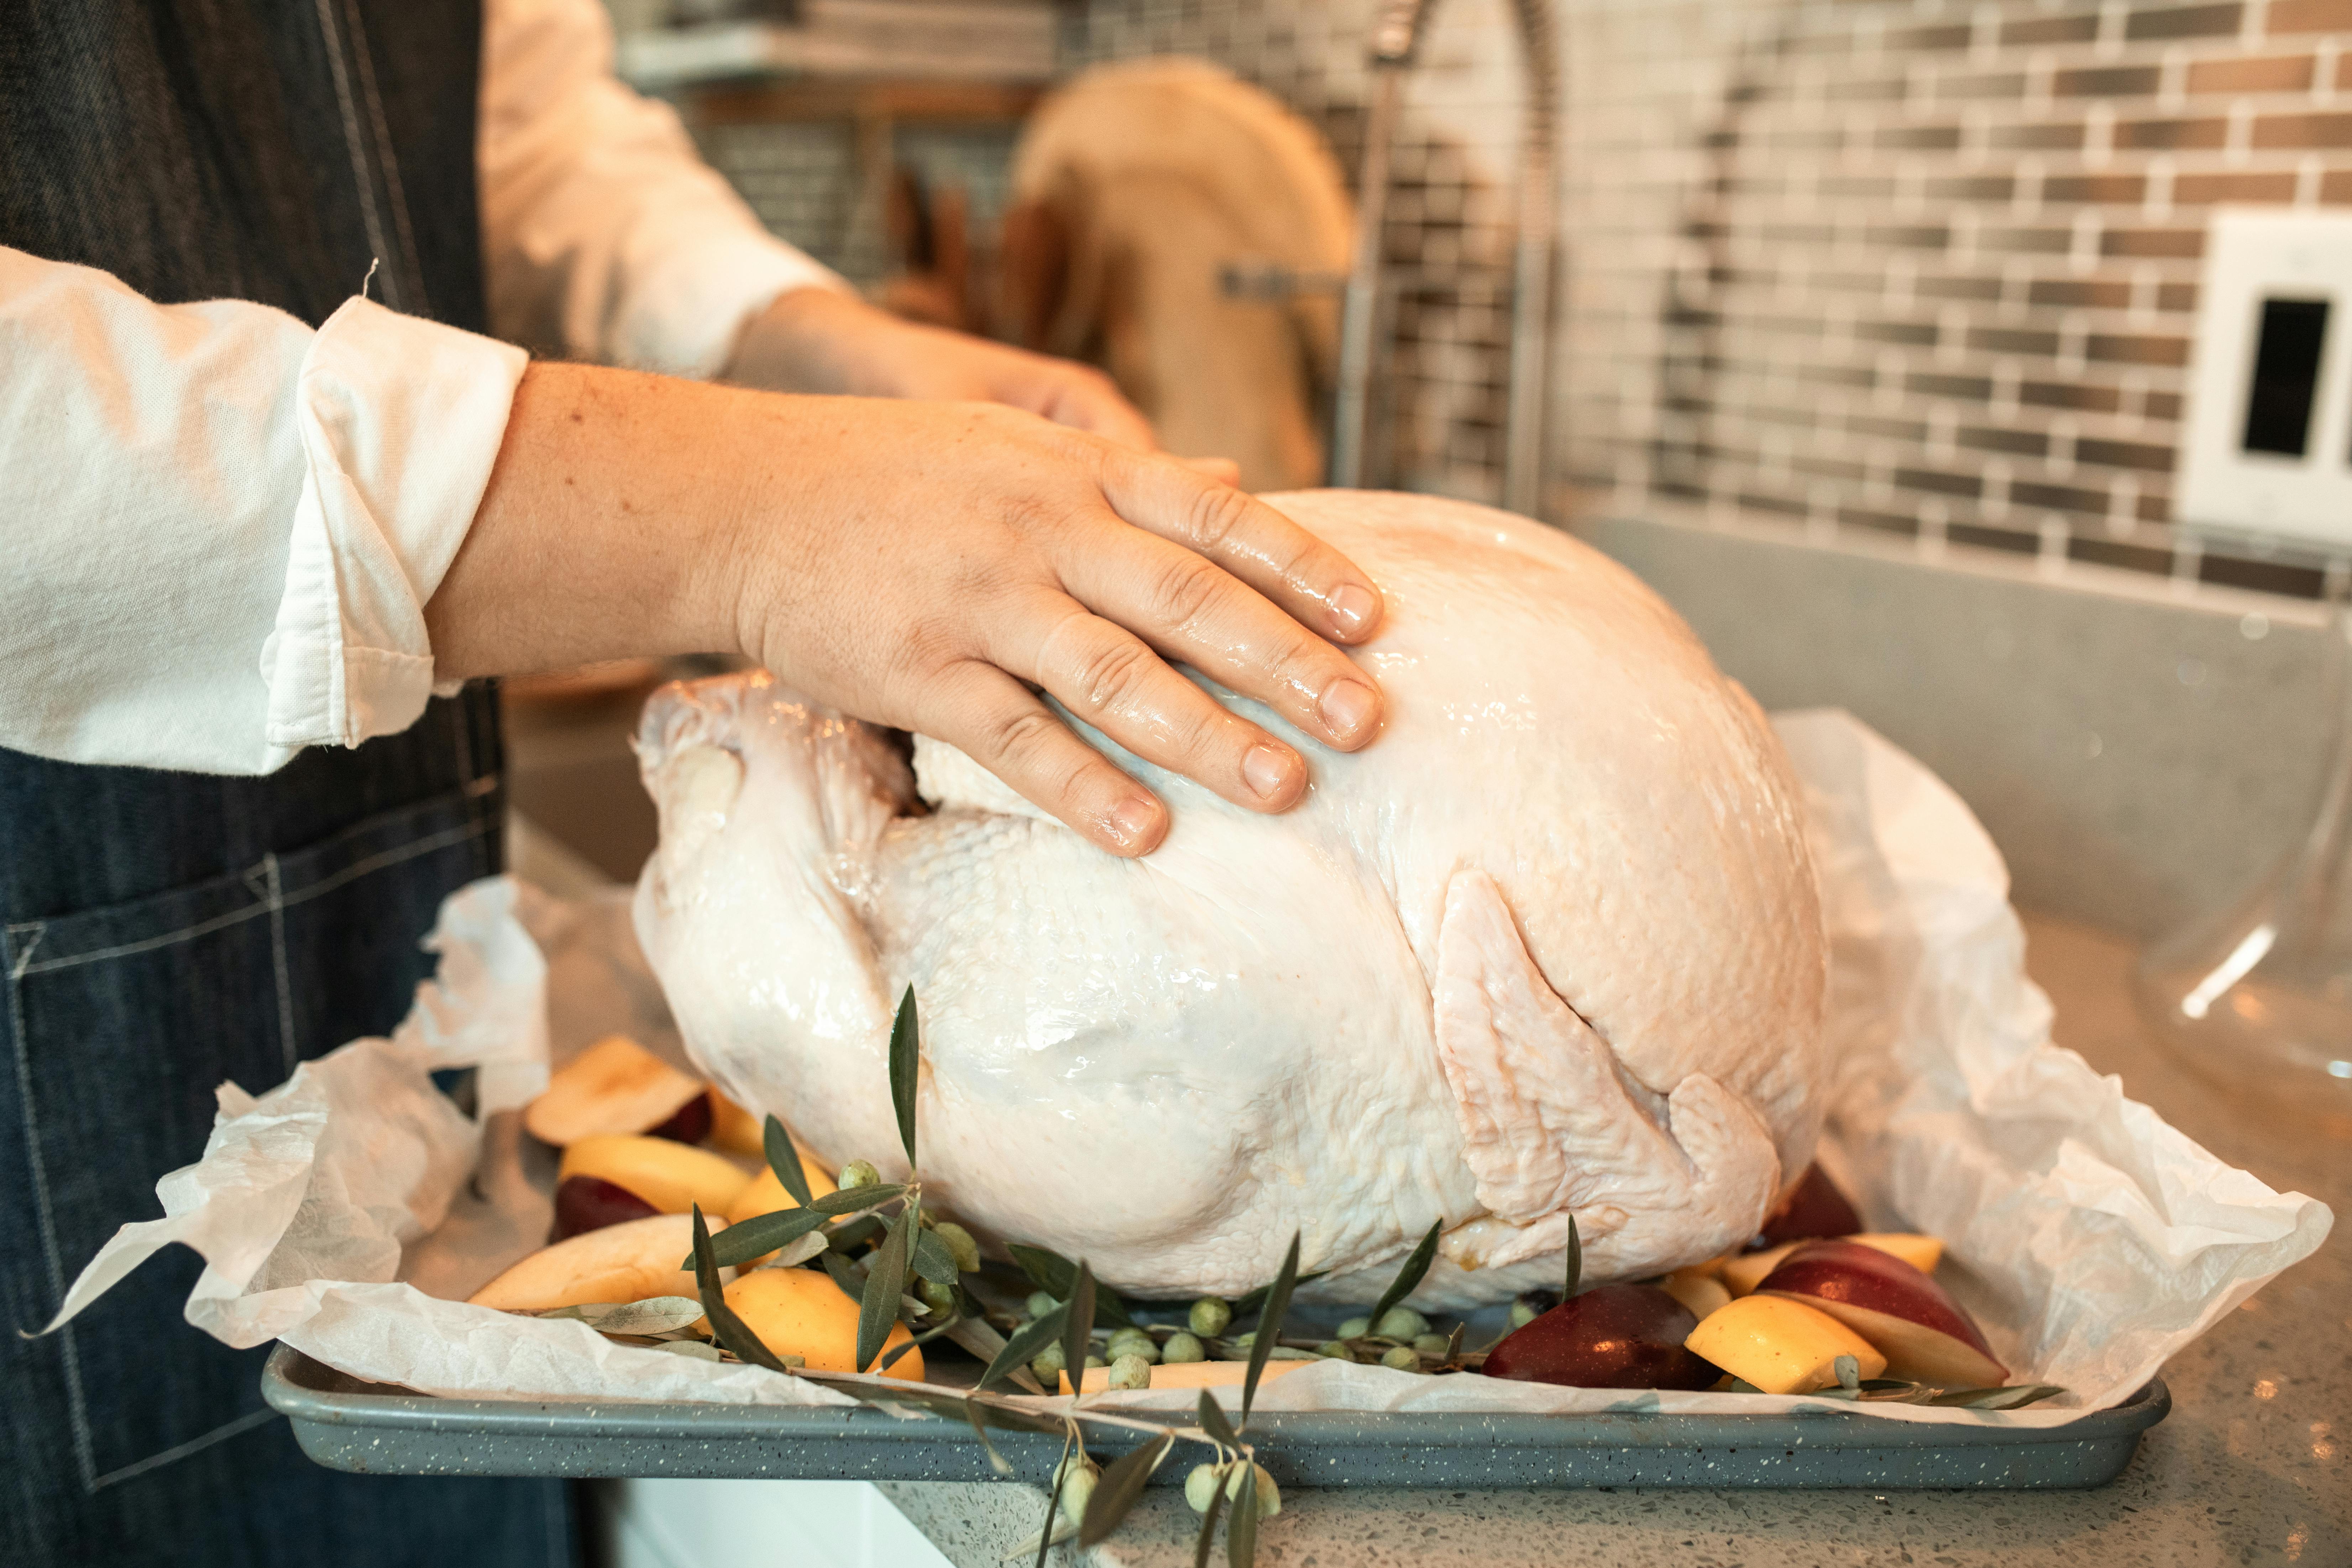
<box><xmin>1481</xmin><ymin>1284</ymin><xmax>1719</xmax><ymax>1390</ymax></box>
<box><xmin>706</xmin><ymin>1265</ymin><xmax>923</xmax><ymax>1379</ymax></box>
<box><xmin>1062</xmin><ymin>1358</ymin><xmax>1314</xmax><ymax>1395</ymax></box>
<box><xmin>525</xmin><ymin>1035</ymin><xmax>707</xmax><ymax>1147</ymax></box>
<box><xmin>727</xmin><ymin>1157</ymin><xmax>841</xmax><ymax>1225</ymax></box>
<box><xmin>1683</xmin><ymin>1294</ymin><xmax>1887</xmax><ymax>1395</ymax></box>
<box><xmin>707</xmin><ymin>1092</ymin><xmax>767</xmax><ymax>1160</ymax></box>
<box><xmin>1720</xmin><ymin>1232</ymin><xmax>1944</xmax><ymax>1297</ymax></box>
<box><xmin>559</xmin><ymin>1134</ymin><xmax>753</xmax><ymax>1217</ymax></box>
<box><xmin>1660</xmin><ymin>1265</ymin><xmax>1732</xmax><ymax>1321</ymax></box>
<box><xmin>1758</xmin><ymin>1239</ymin><xmax>2006</xmax><ymax>1386</ymax></box>
<box><xmin>552</xmin><ymin>1174</ymin><xmax>662</xmax><ymax>1241</ymax></box>
<box><xmin>470</xmin><ymin>1212</ymin><xmax>723</xmax><ymax>1312</ymax></box>
<box><xmin>1751</xmin><ymin>1161</ymin><xmax>1862</xmax><ymax>1248</ymax></box>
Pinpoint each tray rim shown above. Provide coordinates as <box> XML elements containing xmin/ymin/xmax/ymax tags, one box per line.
<box><xmin>260</xmin><ymin>1344</ymin><xmax>2170</xmax><ymax>1455</ymax></box>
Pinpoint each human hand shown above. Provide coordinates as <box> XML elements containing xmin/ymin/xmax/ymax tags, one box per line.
<box><xmin>727</xmin><ymin>287</ymin><xmax>1157</xmax><ymax>452</ymax></box>
<box><xmin>436</xmin><ymin>366</ymin><xmax>1384</xmax><ymax>856</ymax></box>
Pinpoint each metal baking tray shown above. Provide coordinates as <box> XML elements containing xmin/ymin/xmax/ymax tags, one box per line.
<box><xmin>261</xmin><ymin>1346</ymin><xmax>2168</xmax><ymax>1490</ymax></box>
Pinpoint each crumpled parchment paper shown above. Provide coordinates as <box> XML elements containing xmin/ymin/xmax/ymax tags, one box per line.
<box><xmin>44</xmin><ymin>711</ymin><xmax>2333</xmax><ymax>1429</ymax></box>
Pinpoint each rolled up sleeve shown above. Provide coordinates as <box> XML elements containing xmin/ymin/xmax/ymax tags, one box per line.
<box><xmin>480</xmin><ymin>0</ymin><xmax>847</xmax><ymax>378</ymax></box>
<box><xmin>0</xmin><ymin>248</ymin><xmax>525</xmax><ymax>774</ymax></box>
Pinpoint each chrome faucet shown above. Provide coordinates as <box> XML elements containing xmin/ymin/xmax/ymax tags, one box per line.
<box><xmin>1328</xmin><ymin>0</ymin><xmax>1559</xmax><ymax>517</ymax></box>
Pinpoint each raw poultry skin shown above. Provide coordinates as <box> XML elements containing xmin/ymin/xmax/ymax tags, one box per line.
<box><xmin>632</xmin><ymin>492</ymin><xmax>1827</xmax><ymax>1306</ymax></box>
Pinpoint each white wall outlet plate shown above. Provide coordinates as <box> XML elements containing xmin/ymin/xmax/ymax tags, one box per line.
<box><xmin>2177</xmin><ymin>207</ymin><xmax>2352</xmax><ymax>554</ymax></box>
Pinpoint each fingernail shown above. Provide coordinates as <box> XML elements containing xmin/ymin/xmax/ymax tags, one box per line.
<box><xmin>1108</xmin><ymin>796</ymin><xmax>1163</xmax><ymax>849</ymax></box>
<box><xmin>1242</xmin><ymin>744</ymin><xmax>1296</xmax><ymax>801</ymax></box>
<box><xmin>1329</xmin><ymin>583</ymin><xmax>1379</xmax><ymax>637</ymax></box>
<box><xmin>1319</xmin><ymin>678</ymin><xmax>1378</xmax><ymax>742</ymax></box>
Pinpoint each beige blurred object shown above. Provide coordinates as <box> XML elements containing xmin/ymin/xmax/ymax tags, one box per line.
<box><xmin>503</xmin><ymin>658</ymin><xmax>670</xmax><ymax>703</ymax></box>
<box><xmin>1000</xmin><ymin>59</ymin><xmax>1353</xmax><ymax>492</ymax></box>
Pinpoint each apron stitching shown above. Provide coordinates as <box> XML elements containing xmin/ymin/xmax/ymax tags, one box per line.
<box><xmin>264</xmin><ymin>853</ymin><xmax>300</xmax><ymax>1079</ymax></box>
<box><xmin>19</xmin><ymin>817</ymin><xmax>489</xmax><ymax>976</ymax></box>
<box><xmin>3</xmin><ymin>923</ymin><xmax>102</xmax><ymax>1492</ymax></box>
<box><xmin>88</xmin><ymin>1407</ymin><xmax>280</xmax><ymax>1492</ymax></box>
<box><xmin>309</xmin><ymin>0</ymin><xmax>406</xmax><ymax>314</ymax></box>
<box><xmin>336</xmin><ymin>0</ymin><xmax>432</xmax><ymax>318</ymax></box>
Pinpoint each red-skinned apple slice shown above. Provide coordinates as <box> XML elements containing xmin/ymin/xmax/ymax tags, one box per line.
<box><xmin>1749</xmin><ymin>1161</ymin><xmax>1862</xmax><ymax>1249</ymax></box>
<box><xmin>552</xmin><ymin>1174</ymin><xmax>662</xmax><ymax>1241</ymax></box>
<box><xmin>1759</xmin><ymin>1239</ymin><xmax>2007</xmax><ymax>1386</ymax></box>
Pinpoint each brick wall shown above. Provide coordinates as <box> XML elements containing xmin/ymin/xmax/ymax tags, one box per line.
<box><xmin>675</xmin><ymin>0</ymin><xmax>2352</xmax><ymax>594</ymax></box>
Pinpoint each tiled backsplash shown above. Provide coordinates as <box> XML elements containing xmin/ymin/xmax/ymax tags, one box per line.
<box><xmin>673</xmin><ymin>0</ymin><xmax>2352</xmax><ymax>596</ymax></box>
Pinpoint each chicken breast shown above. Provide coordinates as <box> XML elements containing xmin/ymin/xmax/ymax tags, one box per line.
<box><xmin>632</xmin><ymin>492</ymin><xmax>1826</xmax><ymax>1306</ymax></box>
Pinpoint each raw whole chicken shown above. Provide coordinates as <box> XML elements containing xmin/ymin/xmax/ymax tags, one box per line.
<box><xmin>632</xmin><ymin>492</ymin><xmax>1827</xmax><ymax>1306</ymax></box>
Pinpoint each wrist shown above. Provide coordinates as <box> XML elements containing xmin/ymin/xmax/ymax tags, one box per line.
<box><xmin>725</xmin><ymin>286</ymin><xmax>895</xmax><ymax>396</ymax></box>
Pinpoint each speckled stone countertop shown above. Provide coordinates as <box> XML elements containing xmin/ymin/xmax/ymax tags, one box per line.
<box><xmin>876</xmin><ymin>915</ymin><xmax>2351</xmax><ymax>1568</ymax></box>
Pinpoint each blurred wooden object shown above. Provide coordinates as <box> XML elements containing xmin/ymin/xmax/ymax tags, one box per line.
<box><xmin>1000</xmin><ymin>60</ymin><xmax>1354</xmax><ymax>491</ymax></box>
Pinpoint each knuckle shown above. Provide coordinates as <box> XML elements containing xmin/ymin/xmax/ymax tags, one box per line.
<box><xmin>979</xmin><ymin>702</ymin><xmax>1063</xmax><ymax>771</ymax></box>
<box><xmin>1070</xmin><ymin>633</ymin><xmax>1157</xmax><ymax>714</ymax></box>
<box><xmin>1146</xmin><ymin>552</ymin><xmax>1228</xmax><ymax>633</ymax></box>
<box><xmin>1184</xmin><ymin>483</ymin><xmax>1255</xmax><ymax>554</ymax></box>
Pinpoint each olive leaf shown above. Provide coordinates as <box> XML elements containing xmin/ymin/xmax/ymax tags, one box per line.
<box><xmin>1226</xmin><ymin>1463</ymin><xmax>1258</xmax><ymax>1568</ymax></box>
<box><xmin>828</xmin><ymin>1215</ymin><xmax>886</xmax><ymax>1253</ymax></box>
<box><xmin>1195</xmin><ymin>1389</ymin><xmax>1241</xmax><ymax>1451</ymax></box>
<box><xmin>655</xmin><ymin>1339</ymin><xmax>724</xmax><ymax>1362</ymax></box>
<box><xmin>1563</xmin><ymin>1213</ymin><xmax>1582</xmax><ymax>1298</ymax></box>
<box><xmin>1007</xmin><ymin>1243</ymin><xmax>1136</xmax><ymax>1328</ymax></box>
<box><xmin>1241</xmin><ymin>1232</ymin><xmax>1301</xmax><ymax>1424</ymax></box>
<box><xmin>692</xmin><ymin>1206</ymin><xmax>829</xmax><ymax>1270</ymax></box>
<box><xmin>978</xmin><ymin>1301</ymin><xmax>1069</xmax><ymax>1391</ymax></box>
<box><xmin>889</xmin><ymin>985</ymin><xmax>921</xmax><ymax>1168</ymax></box>
<box><xmin>763</xmin><ymin>1114</ymin><xmax>815</xmax><ymax>1208</ymax></box>
<box><xmin>1926</xmin><ymin>1383</ymin><xmax>2068</xmax><ymax>1410</ymax></box>
<box><xmin>764</xmin><ymin>1230</ymin><xmax>832</xmax><ymax>1272</ymax></box>
<box><xmin>911</xmin><ymin>1226</ymin><xmax>961</xmax><ymax>1288</ymax></box>
<box><xmin>880</xmin><ymin>1308</ymin><xmax>973</xmax><ymax>1370</ymax></box>
<box><xmin>1079</xmin><ymin>1432</ymin><xmax>1174</xmax><ymax>1547</ymax></box>
<box><xmin>691</xmin><ymin>1204</ymin><xmax>797</xmax><ymax>1375</ymax></box>
<box><xmin>531</xmin><ymin>1296</ymin><xmax>706</xmax><ymax>1336</ymax></box>
<box><xmin>963</xmin><ymin>1397</ymin><xmax>1015</xmax><ymax>1476</ymax></box>
<box><xmin>1061</xmin><ymin>1260</ymin><xmax>1098</xmax><ymax>1402</ymax></box>
<box><xmin>1365</xmin><ymin>1220</ymin><xmax>1441</xmax><ymax>1331</ymax></box>
<box><xmin>944</xmin><ymin>1317</ymin><xmax>1047</xmax><ymax>1396</ymax></box>
<box><xmin>1034</xmin><ymin>1425</ymin><xmax>1076</xmax><ymax>1568</ymax></box>
<box><xmin>1191</xmin><ymin>1470</ymin><xmax>1227</xmax><ymax>1568</ymax></box>
<box><xmin>811</xmin><ymin>1183</ymin><xmax>907</xmax><ymax>1215</ymax></box>
<box><xmin>856</xmin><ymin>1203</ymin><xmax>917</xmax><ymax>1372</ymax></box>
<box><xmin>821</xmin><ymin>1247</ymin><xmax>868</xmax><ymax>1301</ymax></box>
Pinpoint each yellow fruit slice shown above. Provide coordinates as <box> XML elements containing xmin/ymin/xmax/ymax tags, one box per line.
<box><xmin>468</xmin><ymin>1213</ymin><xmax>722</xmax><ymax>1313</ymax></box>
<box><xmin>1061</xmin><ymin>1358</ymin><xmax>1314</xmax><ymax>1395</ymax></box>
<box><xmin>725</xmin><ymin>1156</ymin><xmax>843</xmax><ymax>1268</ymax></box>
<box><xmin>1661</xmin><ymin>1265</ymin><xmax>1733</xmax><ymax>1320</ymax></box>
<box><xmin>1720</xmin><ymin>1232</ymin><xmax>1944</xmax><ymax>1296</ymax></box>
<box><xmin>559</xmin><ymin>1134</ymin><xmax>752</xmax><ymax>1217</ymax></box>
<box><xmin>1683</xmin><ymin>1294</ymin><xmax>1887</xmax><ymax>1395</ymax></box>
<box><xmin>525</xmin><ymin>1035</ymin><xmax>706</xmax><ymax>1147</ymax></box>
<box><xmin>707</xmin><ymin>1266</ymin><xmax>923</xmax><ymax>1379</ymax></box>
<box><xmin>707</xmin><ymin>1092</ymin><xmax>767</xmax><ymax>1159</ymax></box>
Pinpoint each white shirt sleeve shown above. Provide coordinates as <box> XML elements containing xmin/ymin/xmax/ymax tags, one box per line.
<box><xmin>0</xmin><ymin>247</ymin><xmax>526</xmax><ymax>775</ymax></box>
<box><xmin>479</xmin><ymin>0</ymin><xmax>848</xmax><ymax>375</ymax></box>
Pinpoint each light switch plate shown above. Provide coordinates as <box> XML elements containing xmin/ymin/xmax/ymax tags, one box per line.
<box><xmin>2176</xmin><ymin>206</ymin><xmax>2352</xmax><ymax>554</ymax></box>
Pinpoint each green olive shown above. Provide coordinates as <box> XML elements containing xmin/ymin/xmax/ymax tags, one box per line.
<box><xmin>1336</xmin><ymin>1316</ymin><xmax>1371</xmax><ymax>1339</ymax></box>
<box><xmin>917</xmin><ymin>1278</ymin><xmax>957</xmax><ymax>1315</ymax></box>
<box><xmin>1374</xmin><ymin>1307</ymin><xmax>1429</xmax><ymax>1339</ymax></box>
<box><xmin>1107</xmin><ymin>1353</ymin><xmax>1153</xmax><ymax>1391</ymax></box>
<box><xmin>1508</xmin><ymin>1300</ymin><xmax>1541</xmax><ymax>1328</ymax></box>
<box><xmin>1380</xmin><ymin>1344</ymin><xmax>1423</xmax><ymax>1372</ymax></box>
<box><xmin>1053</xmin><ymin>1456</ymin><xmax>1100</xmax><ymax>1525</ymax></box>
<box><xmin>1412</xmin><ymin>1332</ymin><xmax>1451</xmax><ymax>1355</ymax></box>
<box><xmin>838</xmin><ymin>1159</ymin><xmax>881</xmax><ymax>1190</ymax></box>
<box><xmin>1106</xmin><ymin>1330</ymin><xmax>1160</xmax><ymax>1364</ymax></box>
<box><xmin>1224</xmin><ymin>1462</ymin><xmax>1282</xmax><ymax>1517</ymax></box>
<box><xmin>1184</xmin><ymin>1463</ymin><xmax>1222</xmax><ymax>1513</ymax></box>
<box><xmin>1025</xmin><ymin>1291</ymin><xmax>1058</xmax><ymax>1319</ymax></box>
<box><xmin>932</xmin><ymin>1222</ymin><xmax>981</xmax><ymax>1274</ymax></box>
<box><xmin>1188</xmin><ymin>1298</ymin><xmax>1233</xmax><ymax>1337</ymax></box>
<box><xmin>1084</xmin><ymin>1354</ymin><xmax>1107</xmax><ymax>1369</ymax></box>
<box><xmin>1315</xmin><ymin>1340</ymin><xmax>1353</xmax><ymax>1359</ymax></box>
<box><xmin>1030</xmin><ymin>1342</ymin><xmax>1067</xmax><ymax>1379</ymax></box>
<box><xmin>1161</xmin><ymin>1331</ymin><xmax>1206</xmax><ymax>1364</ymax></box>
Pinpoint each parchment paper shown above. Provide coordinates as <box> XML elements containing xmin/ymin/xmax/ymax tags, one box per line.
<box><xmin>44</xmin><ymin>712</ymin><xmax>2333</xmax><ymax>1428</ymax></box>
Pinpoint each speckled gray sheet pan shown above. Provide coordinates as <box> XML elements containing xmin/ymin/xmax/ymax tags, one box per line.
<box><xmin>260</xmin><ymin>1348</ymin><xmax>2169</xmax><ymax>1490</ymax></box>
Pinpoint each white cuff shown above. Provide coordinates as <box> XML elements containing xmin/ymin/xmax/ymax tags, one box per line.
<box><xmin>616</xmin><ymin>228</ymin><xmax>849</xmax><ymax>380</ymax></box>
<box><xmin>261</xmin><ymin>298</ymin><xmax>530</xmax><ymax>751</ymax></box>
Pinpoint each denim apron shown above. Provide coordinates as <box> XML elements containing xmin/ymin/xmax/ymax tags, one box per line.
<box><xmin>1</xmin><ymin>3</ymin><xmax>572</xmax><ymax>1563</ymax></box>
